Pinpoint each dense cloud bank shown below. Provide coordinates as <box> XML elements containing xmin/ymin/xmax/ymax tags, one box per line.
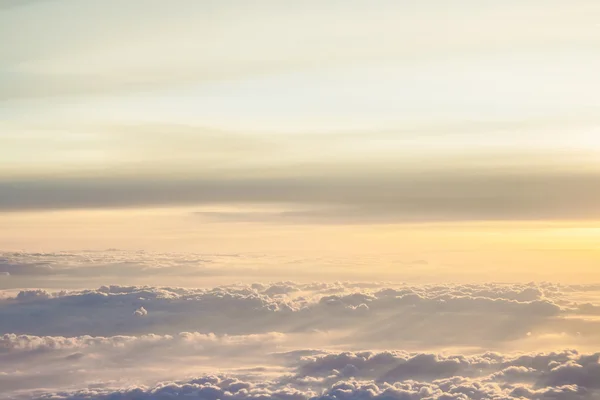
<box><xmin>2</xmin><ymin>282</ymin><xmax>600</xmax><ymax>399</ymax></box>
<box><xmin>33</xmin><ymin>381</ymin><xmax>597</xmax><ymax>400</ymax></box>
<box><xmin>2</xmin><ymin>334</ymin><xmax>600</xmax><ymax>398</ymax></box>
<box><xmin>1</xmin><ymin>282</ymin><xmax>599</xmax><ymax>343</ymax></box>
<box><xmin>25</xmin><ymin>350</ymin><xmax>600</xmax><ymax>400</ymax></box>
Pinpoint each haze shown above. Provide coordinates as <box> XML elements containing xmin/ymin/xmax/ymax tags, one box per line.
<box><xmin>1</xmin><ymin>2</ymin><xmax>600</xmax><ymax>399</ymax></box>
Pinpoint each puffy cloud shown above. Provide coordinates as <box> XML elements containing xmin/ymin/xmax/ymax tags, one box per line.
<box><xmin>1</xmin><ymin>281</ymin><xmax>600</xmax><ymax>398</ymax></box>
<box><xmin>0</xmin><ymin>331</ymin><xmax>291</xmax><ymax>396</ymax></box>
<box><xmin>29</xmin><ymin>365</ymin><xmax>600</xmax><ymax>400</ymax></box>
<box><xmin>538</xmin><ymin>354</ymin><xmax>600</xmax><ymax>389</ymax></box>
<box><xmin>15</xmin><ymin>289</ymin><xmax>53</xmax><ymax>301</ymax></box>
<box><xmin>1</xmin><ymin>331</ymin><xmax>599</xmax><ymax>398</ymax></box>
<box><xmin>1</xmin><ymin>282</ymin><xmax>598</xmax><ymax>347</ymax></box>
<box><xmin>0</xmin><ymin>332</ymin><xmax>162</xmax><ymax>352</ymax></box>
<box><xmin>134</xmin><ymin>306</ymin><xmax>148</xmax><ymax>317</ymax></box>
<box><xmin>292</xmin><ymin>349</ymin><xmax>598</xmax><ymax>385</ymax></box>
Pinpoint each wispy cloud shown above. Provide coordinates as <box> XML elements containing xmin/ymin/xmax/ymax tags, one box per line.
<box><xmin>2</xmin><ymin>169</ymin><xmax>600</xmax><ymax>222</ymax></box>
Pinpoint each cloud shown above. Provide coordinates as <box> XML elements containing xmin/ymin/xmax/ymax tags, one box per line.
<box><xmin>2</xmin><ymin>170</ymin><xmax>600</xmax><ymax>222</ymax></box>
<box><xmin>0</xmin><ymin>251</ymin><xmax>285</xmax><ymax>290</ymax></box>
<box><xmin>15</xmin><ymin>289</ymin><xmax>53</xmax><ymax>301</ymax></box>
<box><xmin>538</xmin><ymin>355</ymin><xmax>600</xmax><ymax>389</ymax></box>
<box><xmin>24</xmin><ymin>353</ymin><xmax>600</xmax><ymax>400</ymax></box>
<box><xmin>1</xmin><ymin>281</ymin><xmax>600</xmax><ymax>399</ymax></box>
<box><xmin>0</xmin><ymin>331</ymin><xmax>285</xmax><ymax>354</ymax></box>
<box><xmin>1</xmin><ymin>282</ymin><xmax>600</xmax><ymax>350</ymax></box>
<box><xmin>0</xmin><ymin>258</ymin><xmax>54</xmax><ymax>276</ymax></box>
<box><xmin>0</xmin><ymin>330</ymin><xmax>289</xmax><ymax>396</ymax></box>
<box><xmin>1</xmin><ymin>332</ymin><xmax>165</xmax><ymax>352</ymax></box>
<box><xmin>133</xmin><ymin>306</ymin><xmax>148</xmax><ymax>317</ymax></box>
<box><xmin>292</xmin><ymin>349</ymin><xmax>596</xmax><ymax>385</ymax></box>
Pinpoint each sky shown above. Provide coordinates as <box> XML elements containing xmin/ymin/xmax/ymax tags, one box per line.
<box><xmin>2</xmin><ymin>0</ymin><xmax>600</xmax><ymax>281</ymax></box>
<box><xmin>2</xmin><ymin>2</ymin><xmax>600</xmax><ymax>399</ymax></box>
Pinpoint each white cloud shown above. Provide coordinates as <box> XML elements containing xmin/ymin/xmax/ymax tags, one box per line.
<box><xmin>133</xmin><ymin>306</ymin><xmax>148</xmax><ymax>317</ymax></box>
<box><xmin>0</xmin><ymin>331</ymin><xmax>285</xmax><ymax>354</ymax></box>
<box><xmin>22</xmin><ymin>351</ymin><xmax>600</xmax><ymax>400</ymax></box>
<box><xmin>2</xmin><ymin>282</ymin><xmax>599</xmax><ymax>345</ymax></box>
<box><xmin>2</xmin><ymin>281</ymin><xmax>600</xmax><ymax>398</ymax></box>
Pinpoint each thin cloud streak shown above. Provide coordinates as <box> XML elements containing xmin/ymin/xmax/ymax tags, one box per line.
<box><xmin>1</xmin><ymin>169</ymin><xmax>600</xmax><ymax>222</ymax></box>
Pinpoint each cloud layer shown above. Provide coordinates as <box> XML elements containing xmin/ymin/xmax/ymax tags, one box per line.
<box><xmin>3</xmin><ymin>170</ymin><xmax>600</xmax><ymax>222</ymax></box>
<box><xmin>2</xmin><ymin>280</ymin><xmax>600</xmax><ymax>399</ymax></box>
<box><xmin>16</xmin><ymin>350</ymin><xmax>600</xmax><ymax>400</ymax></box>
<box><xmin>3</xmin><ymin>281</ymin><xmax>600</xmax><ymax>343</ymax></box>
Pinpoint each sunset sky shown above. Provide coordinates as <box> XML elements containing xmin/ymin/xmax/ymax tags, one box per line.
<box><xmin>2</xmin><ymin>0</ymin><xmax>600</xmax><ymax>284</ymax></box>
<box><xmin>3</xmin><ymin>2</ymin><xmax>600</xmax><ymax>399</ymax></box>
